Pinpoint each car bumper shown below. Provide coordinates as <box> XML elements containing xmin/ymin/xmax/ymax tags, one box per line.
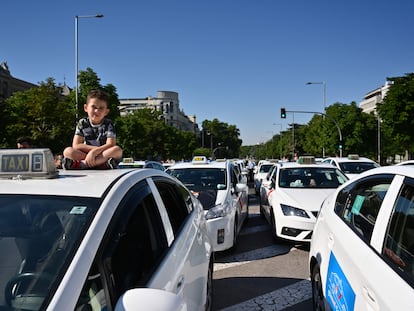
<box><xmin>275</xmin><ymin>215</ymin><xmax>316</xmax><ymax>242</ymax></box>
<box><xmin>206</xmin><ymin>214</ymin><xmax>234</xmax><ymax>252</ymax></box>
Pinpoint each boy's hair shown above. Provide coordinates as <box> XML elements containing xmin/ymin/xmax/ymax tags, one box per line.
<box><xmin>86</xmin><ymin>89</ymin><xmax>109</xmax><ymax>105</ymax></box>
<box><xmin>16</xmin><ymin>136</ymin><xmax>32</xmax><ymax>145</ymax></box>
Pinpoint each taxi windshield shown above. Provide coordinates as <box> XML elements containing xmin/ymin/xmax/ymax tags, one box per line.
<box><xmin>167</xmin><ymin>168</ymin><xmax>227</xmax><ymax>192</ymax></box>
<box><xmin>0</xmin><ymin>195</ymin><xmax>100</xmax><ymax>310</ymax></box>
<box><xmin>279</xmin><ymin>167</ymin><xmax>348</xmax><ymax>188</ymax></box>
<box><xmin>338</xmin><ymin>161</ymin><xmax>379</xmax><ymax>174</ymax></box>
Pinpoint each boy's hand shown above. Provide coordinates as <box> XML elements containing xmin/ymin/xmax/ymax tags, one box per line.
<box><xmin>85</xmin><ymin>149</ymin><xmax>100</xmax><ymax>167</ymax></box>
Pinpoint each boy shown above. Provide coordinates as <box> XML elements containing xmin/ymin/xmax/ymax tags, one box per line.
<box><xmin>63</xmin><ymin>89</ymin><xmax>122</xmax><ymax>169</ymax></box>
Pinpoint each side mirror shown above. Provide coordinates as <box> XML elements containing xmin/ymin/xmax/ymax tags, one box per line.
<box><xmin>262</xmin><ymin>180</ymin><xmax>272</xmax><ymax>188</ymax></box>
<box><xmin>235</xmin><ymin>183</ymin><xmax>248</xmax><ymax>193</ymax></box>
<box><xmin>115</xmin><ymin>288</ymin><xmax>187</xmax><ymax>311</ymax></box>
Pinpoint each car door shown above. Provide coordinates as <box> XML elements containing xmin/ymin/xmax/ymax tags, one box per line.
<box><xmin>368</xmin><ymin>175</ymin><xmax>414</xmax><ymax>310</ymax></box>
<box><xmin>149</xmin><ymin>177</ymin><xmax>212</xmax><ymax>311</ymax></box>
<box><xmin>74</xmin><ymin>179</ymin><xmax>170</xmax><ymax>310</ymax></box>
<box><xmin>230</xmin><ymin>164</ymin><xmax>248</xmax><ymax>229</ymax></box>
<box><xmin>322</xmin><ymin>173</ymin><xmax>395</xmax><ymax>311</ymax></box>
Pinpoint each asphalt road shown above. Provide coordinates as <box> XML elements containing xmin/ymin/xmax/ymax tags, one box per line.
<box><xmin>212</xmin><ymin>187</ymin><xmax>313</xmax><ymax>311</ymax></box>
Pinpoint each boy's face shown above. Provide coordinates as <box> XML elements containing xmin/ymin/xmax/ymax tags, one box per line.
<box><xmin>84</xmin><ymin>98</ymin><xmax>109</xmax><ymax>125</ymax></box>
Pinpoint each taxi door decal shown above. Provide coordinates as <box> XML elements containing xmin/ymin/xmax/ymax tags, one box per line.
<box><xmin>326</xmin><ymin>252</ymin><xmax>355</xmax><ymax>311</ymax></box>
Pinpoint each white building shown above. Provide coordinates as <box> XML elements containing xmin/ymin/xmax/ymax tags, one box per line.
<box><xmin>359</xmin><ymin>81</ymin><xmax>392</xmax><ymax>114</ymax></box>
<box><xmin>119</xmin><ymin>91</ymin><xmax>199</xmax><ymax>134</ymax></box>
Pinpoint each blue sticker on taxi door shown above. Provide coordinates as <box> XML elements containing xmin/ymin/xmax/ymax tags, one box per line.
<box><xmin>326</xmin><ymin>252</ymin><xmax>355</xmax><ymax>311</ymax></box>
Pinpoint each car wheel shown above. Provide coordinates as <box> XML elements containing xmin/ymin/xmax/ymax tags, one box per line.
<box><xmin>311</xmin><ymin>264</ymin><xmax>326</xmax><ymax>311</ymax></box>
<box><xmin>270</xmin><ymin>209</ymin><xmax>278</xmax><ymax>241</ymax></box>
<box><xmin>204</xmin><ymin>257</ymin><xmax>214</xmax><ymax>311</ymax></box>
<box><xmin>231</xmin><ymin>220</ymin><xmax>238</xmax><ymax>251</ymax></box>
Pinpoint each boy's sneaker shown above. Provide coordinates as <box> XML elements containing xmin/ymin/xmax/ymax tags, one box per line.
<box><xmin>95</xmin><ymin>158</ymin><xmax>118</xmax><ymax>170</ymax></box>
<box><xmin>106</xmin><ymin>158</ymin><xmax>118</xmax><ymax>169</ymax></box>
<box><xmin>62</xmin><ymin>158</ymin><xmax>85</xmax><ymax>170</ymax></box>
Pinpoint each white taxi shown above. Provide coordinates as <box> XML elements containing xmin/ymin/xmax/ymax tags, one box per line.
<box><xmin>254</xmin><ymin>161</ymin><xmax>276</xmax><ymax>195</ymax></box>
<box><xmin>309</xmin><ymin>165</ymin><xmax>414</xmax><ymax>311</ymax></box>
<box><xmin>260</xmin><ymin>157</ymin><xmax>348</xmax><ymax>242</ymax></box>
<box><xmin>166</xmin><ymin>156</ymin><xmax>249</xmax><ymax>252</ymax></box>
<box><xmin>323</xmin><ymin>154</ymin><xmax>380</xmax><ymax>179</ymax></box>
<box><xmin>0</xmin><ymin>149</ymin><xmax>213</xmax><ymax>311</ymax></box>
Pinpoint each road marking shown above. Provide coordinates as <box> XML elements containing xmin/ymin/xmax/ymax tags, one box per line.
<box><xmin>218</xmin><ymin>279</ymin><xmax>312</xmax><ymax>311</ymax></box>
<box><xmin>214</xmin><ymin>244</ymin><xmax>290</xmax><ymax>271</ymax></box>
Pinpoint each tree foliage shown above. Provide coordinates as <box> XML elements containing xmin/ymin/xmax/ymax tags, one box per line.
<box><xmin>201</xmin><ymin>119</ymin><xmax>242</xmax><ymax>158</ymax></box>
<box><xmin>378</xmin><ymin>73</ymin><xmax>414</xmax><ymax>158</ymax></box>
<box><xmin>2</xmin><ymin>78</ymin><xmax>74</xmax><ymax>153</ymax></box>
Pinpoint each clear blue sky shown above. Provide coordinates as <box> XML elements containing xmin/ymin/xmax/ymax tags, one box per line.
<box><xmin>3</xmin><ymin>0</ymin><xmax>414</xmax><ymax>145</ymax></box>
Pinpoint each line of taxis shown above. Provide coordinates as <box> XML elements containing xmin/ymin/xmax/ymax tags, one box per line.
<box><xmin>3</xmin><ymin>148</ymin><xmax>414</xmax><ymax>310</ymax></box>
<box><xmin>258</xmin><ymin>155</ymin><xmax>414</xmax><ymax>310</ymax></box>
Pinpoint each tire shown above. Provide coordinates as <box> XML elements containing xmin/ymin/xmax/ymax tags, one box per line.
<box><xmin>270</xmin><ymin>209</ymin><xmax>278</xmax><ymax>241</ymax></box>
<box><xmin>311</xmin><ymin>264</ymin><xmax>326</xmax><ymax>311</ymax></box>
<box><xmin>204</xmin><ymin>258</ymin><xmax>214</xmax><ymax>311</ymax></box>
<box><xmin>230</xmin><ymin>220</ymin><xmax>238</xmax><ymax>251</ymax></box>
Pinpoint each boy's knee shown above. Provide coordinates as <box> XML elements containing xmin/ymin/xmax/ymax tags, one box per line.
<box><xmin>63</xmin><ymin>147</ymin><xmax>73</xmax><ymax>157</ymax></box>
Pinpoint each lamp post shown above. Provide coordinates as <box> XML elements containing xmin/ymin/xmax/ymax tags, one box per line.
<box><xmin>75</xmin><ymin>14</ymin><xmax>104</xmax><ymax>120</ymax></box>
<box><xmin>306</xmin><ymin>81</ymin><xmax>326</xmax><ymax>157</ymax></box>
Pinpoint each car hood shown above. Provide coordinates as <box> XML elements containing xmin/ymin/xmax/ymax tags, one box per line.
<box><xmin>273</xmin><ymin>188</ymin><xmax>334</xmax><ymax>212</ymax></box>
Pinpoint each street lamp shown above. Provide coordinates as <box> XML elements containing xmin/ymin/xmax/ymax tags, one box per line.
<box><xmin>306</xmin><ymin>81</ymin><xmax>326</xmax><ymax>157</ymax></box>
<box><xmin>75</xmin><ymin>14</ymin><xmax>104</xmax><ymax>120</ymax></box>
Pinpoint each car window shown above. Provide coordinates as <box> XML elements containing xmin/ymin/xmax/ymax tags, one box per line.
<box><xmin>383</xmin><ymin>178</ymin><xmax>414</xmax><ymax>287</ymax></box>
<box><xmin>76</xmin><ymin>181</ymin><xmax>169</xmax><ymax>309</ymax></box>
<box><xmin>339</xmin><ymin>162</ymin><xmax>378</xmax><ymax>174</ymax></box>
<box><xmin>259</xmin><ymin>164</ymin><xmax>273</xmax><ymax>173</ymax></box>
<box><xmin>278</xmin><ymin>167</ymin><xmax>348</xmax><ymax>189</ymax></box>
<box><xmin>153</xmin><ymin>179</ymin><xmax>193</xmax><ymax>235</ymax></box>
<box><xmin>167</xmin><ymin>168</ymin><xmax>227</xmax><ymax>192</ymax></box>
<box><xmin>334</xmin><ymin>175</ymin><xmax>393</xmax><ymax>243</ymax></box>
<box><xmin>0</xmin><ymin>195</ymin><xmax>100</xmax><ymax>310</ymax></box>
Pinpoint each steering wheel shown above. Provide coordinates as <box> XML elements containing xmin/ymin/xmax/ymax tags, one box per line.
<box><xmin>5</xmin><ymin>272</ymin><xmax>53</xmax><ymax>307</ymax></box>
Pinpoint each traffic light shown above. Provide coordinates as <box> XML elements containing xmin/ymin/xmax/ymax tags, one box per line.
<box><xmin>338</xmin><ymin>140</ymin><xmax>343</xmax><ymax>150</ymax></box>
<box><xmin>280</xmin><ymin>108</ymin><xmax>286</xmax><ymax>119</ymax></box>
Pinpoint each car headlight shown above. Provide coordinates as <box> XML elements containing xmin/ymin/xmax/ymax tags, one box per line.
<box><xmin>280</xmin><ymin>204</ymin><xmax>309</xmax><ymax>218</ymax></box>
<box><xmin>205</xmin><ymin>203</ymin><xmax>229</xmax><ymax>220</ymax></box>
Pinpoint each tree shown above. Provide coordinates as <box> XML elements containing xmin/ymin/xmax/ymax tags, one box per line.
<box><xmin>2</xmin><ymin>78</ymin><xmax>74</xmax><ymax>153</ymax></box>
<box><xmin>116</xmin><ymin>109</ymin><xmax>197</xmax><ymax>161</ymax></box>
<box><xmin>378</xmin><ymin>73</ymin><xmax>414</xmax><ymax>159</ymax></box>
<box><xmin>201</xmin><ymin>119</ymin><xmax>242</xmax><ymax>158</ymax></box>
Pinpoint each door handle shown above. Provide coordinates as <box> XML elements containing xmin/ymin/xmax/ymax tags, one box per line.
<box><xmin>362</xmin><ymin>286</ymin><xmax>379</xmax><ymax>311</ymax></box>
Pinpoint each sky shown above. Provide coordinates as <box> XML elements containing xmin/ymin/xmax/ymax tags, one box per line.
<box><xmin>3</xmin><ymin>0</ymin><xmax>414</xmax><ymax>146</ymax></box>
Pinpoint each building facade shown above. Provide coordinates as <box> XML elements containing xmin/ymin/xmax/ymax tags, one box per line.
<box><xmin>119</xmin><ymin>91</ymin><xmax>199</xmax><ymax>134</ymax></box>
<box><xmin>359</xmin><ymin>81</ymin><xmax>392</xmax><ymax>114</ymax></box>
<box><xmin>0</xmin><ymin>62</ymin><xmax>37</xmax><ymax>103</ymax></box>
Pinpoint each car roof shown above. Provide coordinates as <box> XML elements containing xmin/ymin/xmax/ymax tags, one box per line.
<box><xmin>352</xmin><ymin>164</ymin><xmax>414</xmax><ymax>178</ymax></box>
<box><xmin>277</xmin><ymin>162</ymin><xmax>335</xmax><ymax>169</ymax></box>
<box><xmin>326</xmin><ymin>156</ymin><xmax>376</xmax><ymax>163</ymax></box>
<box><xmin>168</xmin><ymin>160</ymin><xmax>228</xmax><ymax>170</ymax></box>
<box><xmin>0</xmin><ymin>168</ymin><xmax>165</xmax><ymax>198</ymax></box>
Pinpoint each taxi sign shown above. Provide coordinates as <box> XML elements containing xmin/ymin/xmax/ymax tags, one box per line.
<box><xmin>122</xmin><ymin>157</ymin><xmax>134</xmax><ymax>163</ymax></box>
<box><xmin>192</xmin><ymin>156</ymin><xmax>208</xmax><ymax>164</ymax></box>
<box><xmin>297</xmin><ymin>156</ymin><xmax>315</xmax><ymax>164</ymax></box>
<box><xmin>347</xmin><ymin>154</ymin><xmax>360</xmax><ymax>160</ymax></box>
<box><xmin>0</xmin><ymin>148</ymin><xmax>58</xmax><ymax>179</ymax></box>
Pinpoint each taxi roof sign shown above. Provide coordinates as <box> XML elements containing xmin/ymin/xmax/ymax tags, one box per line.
<box><xmin>0</xmin><ymin>148</ymin><xmax>58</xmax><ymax>179</ymax></box>
<box><xmin>347</xmin><ymin>154</ymin><xmax>360</xmax><ymax>160</ymax></box>
<box><xmin>297</xmin><ymin>156</ymin><xmax>316</xmax><ymax>164</ymax></box>
<box><xmin>192</xmin><ymin>156</ymin><xmax>208</xmax><ymax>164</ymax></box>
